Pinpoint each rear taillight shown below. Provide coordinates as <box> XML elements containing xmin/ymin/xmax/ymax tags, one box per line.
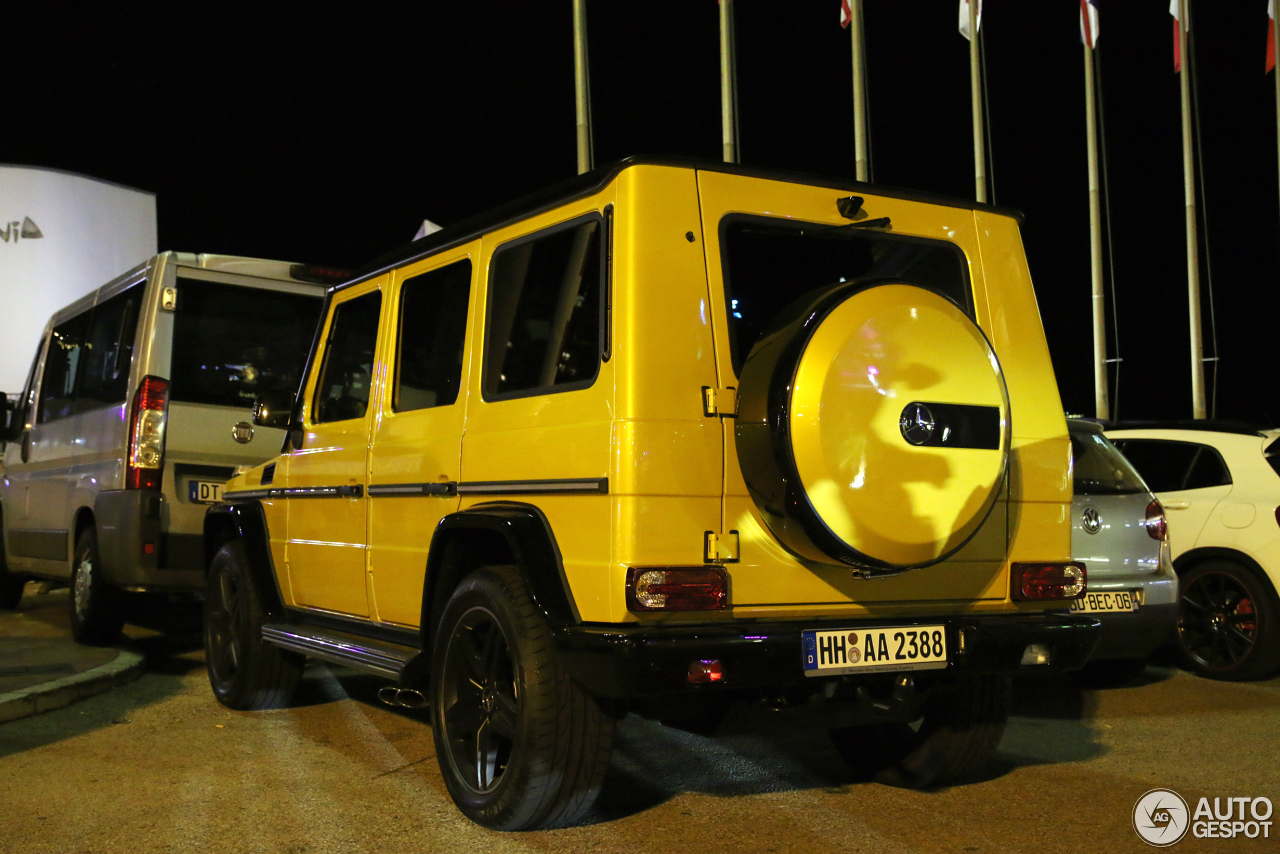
<box><xmin>1011</xmin><ymin>562</ymin><xmax>1086</xmax><ymax>601</ymax></box>
<box><xmin>127</xmin><ymin>376</ymin><xmax>169</xmax><ymax>491</ymax></box>
<box><xmin>626</xmin><ymin>566</ymin><xmax>728</xmax><ymax>611</ymax></box>
<box><xmin>1145</xmin><ymin>500</ymin><xmax>1168</xmax><ymax>541</ymax></box>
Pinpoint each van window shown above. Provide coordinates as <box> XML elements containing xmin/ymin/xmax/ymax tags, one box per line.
<box><xmin>484</xmin><ymin>216</ymin><xmax>603</xmax><ymax>399</ymax></box>
<box><xmin>314</xmin><ymin>290</ymin><xmax>382</xmax><ymax>423</ymax></box>
<box><xmin>79</xmin><ymin>284</ymin><xmax>142</xmax><ymax>407</ymax></box>
<box><xmin>170</xmin><ymin>279</ymin><xmax>323</xmax><ymax>409</ymax></box>
<box><xmin>719</xmin><ymin>216</ymin><xmax>970</xmax><ymax>376</ymax></box>
<box><xmin>38</xmin><ymin>312</ymin><xmax>91</xmax><ymax>423</ymax></box>
<box><xmin>395</xmin><ymin>260</ymin><xmax>471</xmax><ymax>412</ymax></box>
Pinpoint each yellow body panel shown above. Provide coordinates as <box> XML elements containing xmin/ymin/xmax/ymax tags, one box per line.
<box><xmin>221</xmin><ymin>162</ymin><xmax>1071</xmax><ymax>630</ymax></box>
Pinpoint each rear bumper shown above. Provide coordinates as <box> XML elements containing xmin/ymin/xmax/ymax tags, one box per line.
<box><xmin>555</xmin><ymin>612</ymin><xmax>1101</xmax><ymax>699</ymax></box>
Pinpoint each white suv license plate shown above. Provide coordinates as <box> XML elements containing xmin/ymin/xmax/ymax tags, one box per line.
<box><xmin>802</xmin><ymin>625</ymin><xmax>949</xmax><ymax>677</ymax></box>
<box><xmin>188</xmin><ymin>480</ymin><xmax>225</xmax><ymax>504</ymax></box>
<box><xmin>1070</xmin><ymin>591</ymin><xmax>1140</xmax><ymax>614</ymax></box>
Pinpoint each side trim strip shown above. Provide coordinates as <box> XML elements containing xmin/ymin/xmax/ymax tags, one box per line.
<box><xmin>223</xmin><ymin>485</ymin><xmax>364</xmax><ymax>501</ymax></box>
<box><xmin>366</xmin><ymin>482</ymin><xmax>457</xmax><ymax>497</ymax></box>
<box><xmin>456</xmin><ymin>477</ymin><xmax>608</xmax><ymax>495</ymax></box>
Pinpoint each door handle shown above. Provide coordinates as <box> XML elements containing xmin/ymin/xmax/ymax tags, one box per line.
<box><xmin>1163</xmin><ymin>501</ymin><xmax>1191</xmax><ymax>510</ymax></box>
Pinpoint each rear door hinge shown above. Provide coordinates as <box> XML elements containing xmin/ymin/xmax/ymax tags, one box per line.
<box><xmin>704</xmin><ymin>530</ymin><xmax>740</xmax><ymax>563</ymax></box>
<box><xmin>702</xmin><ymin>386</ymin><xmax>738</xmax><ymax>418</ymax></box>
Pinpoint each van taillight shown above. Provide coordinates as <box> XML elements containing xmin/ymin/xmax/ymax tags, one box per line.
<box><xmin>127</xmin><ymin>376</ymin><xmax>169</xmax><ymax>491</ymax></box>
<box><xmin>1145</xmin><ymin>500</ymin><xmax>1168</xmax><ymax>541</ymax></box>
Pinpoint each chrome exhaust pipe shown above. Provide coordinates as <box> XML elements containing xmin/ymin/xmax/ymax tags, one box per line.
<box><xmin>377</xmin><ymin>686</ymin><xmax>429</xmax><ymax>709</ymax></box>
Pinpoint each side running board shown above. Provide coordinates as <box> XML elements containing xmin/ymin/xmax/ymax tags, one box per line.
<box><xmin>261</xmin><ymin>622</ymin><xmax>418</xmax><ymax>680</ymax></box>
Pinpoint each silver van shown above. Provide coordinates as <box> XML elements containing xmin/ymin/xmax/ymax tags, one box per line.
<box><xmin>0</xmin><ymin>252</ymin><xmax>327</xmax><ymax>642</ymax></box>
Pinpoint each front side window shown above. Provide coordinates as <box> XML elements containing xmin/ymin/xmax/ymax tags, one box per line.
<box><xmin>484</xmin><ymin>216</ymin><xmax>603</xmax><ymax>399</ymax></box>
<box><xmin>719</xmin><ymin>216</ymin><xmax>970</xmax><ymax>375</ymax></box>
<box><xmin>79</xmin><ymin>284</ymin><xmax>143</xmax><ymax>407</ymax></box>
<box><xmin>314</xmin><ymin>290</ymin><xmax>383</xmax><ymax>423</ymax></box>
<box><xmin>1110</xmin><ymin>439</ymin><xmax>1232</xmax><ymax>492</ymax></box>
<box><xmin>396</xmin><ymin>260</ymin><xmax>471</xmax><ymax>412</ymax></box>
<box><xmin>1070</xmin><ymin>430</ymin><xmax>1147</xmax><ymax>495</ymax></box>
<box><xmin>170</xmin><ymin>279</ymin><xmax>323</xmax><ymax>409</ymax></box>
<box><xmin>38</xmin><ymin>312</ymin><xmax>91</xmax><ymax>424</ymax></box>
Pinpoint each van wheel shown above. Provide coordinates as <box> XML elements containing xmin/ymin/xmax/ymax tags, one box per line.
<box><xmin>69</xmin><ymin>529</ymin><xmax>125</xmax><ymax>645</ymax></box>
<box><xmin>204</xmin><ymin>540</ymin><xmax>303</xmax><ymax>710</ymax></box>
<box><xmin>0</xmin><ymin>547</ymin><xmax>24</xmax><ymax>610</ymax></box>
<box><xmin>431</xmin><ymin>565</ymin><xmax>615</xmax><ymax>831</ymax></box>
<box><xmin>830</xmin><ymin>674</ymin><xmax>1010</xmax><ymax>789</ymax></box>
<box><xmin>1175</xmin><ymin>560</ymin><xmax>1280</xmax><ymax>681</ymax></box>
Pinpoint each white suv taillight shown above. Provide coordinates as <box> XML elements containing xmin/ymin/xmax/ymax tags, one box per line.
<box><xmin>127</xmin><ymin>376</ymin><xmax>169</xmax><ymax>491</ymax></box>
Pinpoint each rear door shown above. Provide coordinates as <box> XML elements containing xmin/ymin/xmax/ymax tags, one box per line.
<box><xmin>695</xmin><ymin>171</ymin><xmax>1010</xmax><ymax>607</ymax></box>
<box><xmin>1108</xmin><ymin>437</ymin><xmax>1233</xmax><ymax>558</ymax></box>
<box><xmin>367</xmin><ymin>250</ymin><xmax>475</xmax><ymax>627</ymax></box>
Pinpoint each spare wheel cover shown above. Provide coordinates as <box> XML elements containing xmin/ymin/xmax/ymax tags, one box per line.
<box><xmin>734</xmin><ymin>282</ymin><xmax>1009</xmax><ymax>571</ymax></box>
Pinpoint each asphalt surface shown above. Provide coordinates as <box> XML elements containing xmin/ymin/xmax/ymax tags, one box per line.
<box><xmin>1</xmin><ymin>590</ymin><xmax>1278</xmax><ymax>854</ymax></box>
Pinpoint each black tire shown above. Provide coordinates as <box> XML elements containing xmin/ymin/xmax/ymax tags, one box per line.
<box><xmin>69</xmin><ymin>528</ymin><xmax>124</xmax><ymax>645</ymax></box>
<box><xmin>204</xmin><ymin>540</ymin><xmax>303</xmax><ymax>710</ymax></box>
<box><xmin>830</xmin><ymin>674</ymin><xmax>1010</xmax><ymax>789</ymax></box>
<box><xmin>0</xmin><ymin>539</ymin><xmax>24</xmax><ymax>610</ymax></box>
<box><xmin>1175</xmin><ymin>560</ymin><xmax>1280</xmax><ymax>681</ymax></box>
<box><xmin>431</xmin><ymin>565</ymin><xmax>615</xmax><ymax>831</ymax></box>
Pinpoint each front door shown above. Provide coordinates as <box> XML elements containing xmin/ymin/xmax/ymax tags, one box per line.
<box><xmin>284</xmin><ymin>281</ymin><xmax>385</xmax><ymax>617</ymax></box>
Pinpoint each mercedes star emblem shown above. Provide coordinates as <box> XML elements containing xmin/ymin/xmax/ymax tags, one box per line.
<box><xmin>899</xmin><ymin>402</ymin><xmax>936</xmax><ymax>446</ymax></box>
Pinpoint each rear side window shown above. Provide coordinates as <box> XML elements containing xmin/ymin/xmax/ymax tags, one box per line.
<box><xmin>38</xmin><ymin>312</ymin><xmax>91</xmax><ymax>423</ymax></box>
<box><xmin>1070</xmin><ymin>430</ymin><xmax>1146</xmax><ymax>495</ymax></box>
<box><xmin>79</xmin><ymin>284</ymin><xmax>142</xmax><ymax>407</ymax></box>
<box><xmin>395</xmin><ymin>260</ymin><xmax>471</xmax><ymax>412</ymax></box>
<box><xmin>1109</xmin><ymin>439</ymin><xmax>1232</xmax><ymax>492</ymax></box>
<box><xmin>314</xmin><ymin>290</ymin><xmax>382</xmax><ymax>423</ymax></box>
<box><xmin>170</xmin><ymin>279</ymin><xmax>323</xmax><ymax>409</ymax></box>
<box><xmin>483</xmin><ymin>215</ymin><xmax>604</xmax><ymax>399</ymax></box>
<box><xmin>719</xmin><ymin>216</ymin><xmax>970</xmax><ymax>375</ymax></box>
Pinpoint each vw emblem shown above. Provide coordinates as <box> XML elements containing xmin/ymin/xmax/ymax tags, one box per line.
<box><xmin>899</xmin><ymin>402</ymin><xmax>936</xmax><ymax>446</ymax></box>
<box><xmin>232</xmin><ymin>422</ymin><xmax>255</xmax><ymax>444</ymax></box>
<box><xmin>1082</xmin><ymin>506</ymin><xmax>1102</xmax><ymax>534</ymax></box>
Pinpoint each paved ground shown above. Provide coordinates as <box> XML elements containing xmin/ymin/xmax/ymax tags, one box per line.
<box><xmin>0</xmin><ymin>585</ymin><xmax>145</xmax><ymax>723</ymax></box>
<box><xmin>1</xmin><ymin>590</ymin><xmax>1277</xmax><ymax>853</ymax></box>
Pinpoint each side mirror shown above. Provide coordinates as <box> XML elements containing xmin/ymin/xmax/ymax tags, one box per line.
<box><xmin>253</xmin><ymin>389</ymin><xmax>296</xmax><ymax>430</ymax></box>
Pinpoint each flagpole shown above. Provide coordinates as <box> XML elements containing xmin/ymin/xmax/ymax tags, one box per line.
<box><xmin>573</xmin><ymin>0</ymin><xmax>592</xmax><ymax>175</ymax></box>
<box><xmin>1085</xmin><ymin>30</ymin><xmax>1108</xmax><ymax>421</ymax></box>
<box><xmin>850</xmin><ymin>0</ymin><xmax>868</xmax><ymax>181</ymax></box>
<box><xmin>969</xmin><ymin>1</ymin><xmax>987</xmax><ymax>203</ymax></box>
<box><xmin>1178</xmin><ymin>0</ymin><xmax>1206</xmax><ymax>420</ymax></box>
<box><xmin>720</xmin><ymin>0</ymin><xmax>739</xmax><ymax>164</ymax></box>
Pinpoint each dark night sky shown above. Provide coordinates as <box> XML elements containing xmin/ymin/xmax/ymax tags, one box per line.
<box><xmin>2</xmin><ymin>1</ymin><xmax>1275</xmax><ymax>426</ymax></box>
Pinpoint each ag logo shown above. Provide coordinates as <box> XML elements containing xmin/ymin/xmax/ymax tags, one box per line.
<box><xmin>1134</xmin><ymin>788</ymin><xmax>1190</xmax><ymax>847</ymax></box>
<box><xmin>1082</xmin><ymin>506</ymin><xmax>1102</xmax><ymax>535</ymax></box>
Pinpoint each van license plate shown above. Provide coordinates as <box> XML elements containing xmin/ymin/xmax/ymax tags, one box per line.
<box><xmin>1069</xmin><ymin>591</ymin><xmax>1140</xmax><ymax>614</ymax></box>
<box><xmin>802</xmin><ymin>625</ymin><xmax>949</xmax><ymax>676</ymax></box>
<box><xmin>188</xmin><ymin>480</ymin><xmax>225</xmax><ymax>504</ymax></box>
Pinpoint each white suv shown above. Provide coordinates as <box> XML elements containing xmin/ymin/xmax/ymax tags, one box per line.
<box><xmin>1105</xmin><ymin>423</ymin><xmax>1280</xmax><ymax>680</ymax></box>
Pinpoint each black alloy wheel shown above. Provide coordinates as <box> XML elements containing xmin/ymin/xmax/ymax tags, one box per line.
<box><xmin>437</xmin><ymin>604</ymin><xmax>519</xmax><ymax>794</ymax></box>
<box><xmin>431</xmin><ymin>565</ymin><xmax>614</xmax><ymax>831</ymax></box>
<box><xmin>203</xmin><ymin>540</ymin><xmax>302</xmax><ymax>710</ymax></box>
<box><xmin>1176</xmin><ymin>560</ymin><xmax>1280</xmax><ymax>681</ymax></box>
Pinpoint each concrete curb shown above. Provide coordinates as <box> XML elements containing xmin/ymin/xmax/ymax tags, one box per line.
<box><xmin>0</xmin><ymin>647</ymin><xmax>147</xmax><ymax>724</ymax></box>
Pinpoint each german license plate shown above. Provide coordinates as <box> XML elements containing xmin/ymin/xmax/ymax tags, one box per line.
<box><xmin>1069</xmin><ymin>590</ymin><xmax>1140</xmax><ymax>614</ymax></box>
<box><xmin>802</xmin><ymin>625</ymin><xmax>949</xmax><ymax>676</ymax></box>
<box><xmin>188</xmin><ymin>480</ymin><xmax>225</xmax><ymax>504</ymax></box>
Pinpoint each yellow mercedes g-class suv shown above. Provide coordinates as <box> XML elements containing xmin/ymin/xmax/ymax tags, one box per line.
<box><xmin>203</xmin><ymin>158</ymin><xmax>1099</xmax><ymax>830</ymax></box>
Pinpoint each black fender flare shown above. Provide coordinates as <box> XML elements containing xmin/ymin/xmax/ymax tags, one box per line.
<box><xmin>415</xmin><ymin>501</ymin><xmax>580</xmax><ymax>663</ymax></box>
<box><xmin>203</xmin><ymin>501</ymin><xmax>286</xmax><ymax>618</ymax></box>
